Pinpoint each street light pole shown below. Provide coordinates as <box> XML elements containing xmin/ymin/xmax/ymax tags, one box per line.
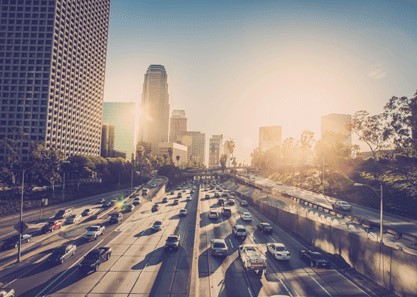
<box><xmin>17</xmin><ymin>169</ymin><xmax>25</xmax><ymax>263</ymax></box>
<box><xmin>130</xmin><ymin>168</ymin><xmax>134</xmax><ymax>194</ymax></box>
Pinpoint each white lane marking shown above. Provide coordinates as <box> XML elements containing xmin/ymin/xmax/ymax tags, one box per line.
<box><xmin>277</xmin><ymin>277</ymin><xmax>294</xmax><ymax>297</ymax></box>
<box><xmin>310</xmin><ymin>275</ymin><xmax>332</xmax><ymax>296</ymax></box>
<box><xmin>34</xmin><ymin>238</ymin><xmax>105</xmax><ymax>297</ymax></box>
<box><xmin>228</xmin><ymin>239</ymin><xmax>234</xmax><ymax>249</ymax></box>
<box><xmin>333</xmin><ymin>270</ymin><xmax>371</xmax><ymax>297</ymax></box>
<box><xmin>5</xmin><ymin>254</ymin><xmax>50</xmax><ymax>286</ymax></box>
<box><xmin>247</xmin><ymin>286</ymin><xmax>254</xmax><ymax>297</ymax></box>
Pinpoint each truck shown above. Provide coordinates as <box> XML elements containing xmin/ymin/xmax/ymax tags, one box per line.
<box><xmin>83</xmin><ymin>225</ymin><xmax>105</xmax><ymax>241</ymax></box>
<box><xmin>41</xmin><ymin>220</ymin><xmax>64</xmax><ymax>233</ymax></box>
<box><xmin>79</xmin><ymin>247</ymin><xmax>112</xmax><ymax>273</ymax></box>
<box><xmin>238</xmin><ymin>244</ymin><xmax>267</xmax><ymax>275</ymax></box>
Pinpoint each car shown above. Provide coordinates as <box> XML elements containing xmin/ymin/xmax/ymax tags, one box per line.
<box><xmin>241</xmin><ymin>212</ymin><xmax>252</xmax><ymax>221</ymax></box>
<box><xmin>267</xmin><ymin>243</ymin><xmax>291</xmax><ymax>260</ymax></box>
<box><xmin>165</xmin><ymin>234</ymin><xmax>180</xmax><ymax>250</ymax></box>
<box><xmin>240</xmin><ymin>200</ymin><xmax>248</xmax><ymax>206</ymax></box>
<box><xmin>0</xmin><ymin>287</ymin><xmax>15</xmax><ymax>297</ymax></box>
<box><xmin>210</xmin><ymin>239</ymin><xmax>228</xmax><ymax>256</ymax></box>
<box><xmin>103</xmin><ymin>201</ymin><xmax>112</xmax><ymax>208</ymax></box>
<box><xmin>42</xmin><ymin>220</ymin><xmax>64</xmax><ymax>233</ymax></box>
<box><xmin>162</xmin><ymin>197</ymin><xmax>169</xmax><ymax>203</ymax></box>
<box><xmin>79</xmin><ymin>247</ymin><xmax>112</xmax><ymax>273</ymax></box>
<box><xmin>190</xmin><ymin>190</ymin><xmax>194</xmax><ymax>194</ymax></box>
<box><xmin>257</xmin><ymin>222</ymin><xmax>273</xmax><ymax>234</ymax></box>
<box><xmin>276</xmin><ymin>181</ymin><xmax>283</xmax><ymax>185</ymax></box>
<box><xmin>170</xmin><ymin>191</ymin><xmax>175</xmax><ymax>195</ymax></box>
<box><xmin>177</xmin><ymin>192</ymin><xmax>182</xmax><ymax>198</ymax></box>
<box><xmin>110</xmin><ymin>198</ymin><xmax>118</xmax><ymax>205</ymax></box>
<box><xmin>151</xmin><ymin>204</ymin><xmax>159</xmax><ymax>212</ymax></box>
<box><xmin>186</xmin><ymin>196</ymin><xmax>192</xmax><ymax>201</ymax></box>
<box><xmin>218</xmin><ymin>198</ymin><xmax>224</xmax><ymax>206</ymax></box>
<box><xmin>179</xmin><ymin>209</ymin><xmax>188</xmax><ymax>217</ymax></box>
<box><xmin>150</xmin><ymin>183</ymin><xmax>157</xmax><ymax>188</ymax></box>
<box><xmin>173</xmin><ymin>199</ymin><xmax>179</xmax><ymax>205</ymax></box>
<box><xmin>152</xmin><ymin>220</ymin><xmax>163</xmax><ymax>231</ymax></box>
<box><xmin>81</xmin><ymin>209</ymin><xmax>93</xmax><ymax>216</ymax></box>
<box><xmin>227</xmin><ymin>199</ymin><xmax>235</xmax><ymax>206</ymax></box>
<box><xmin>300</xmin><ymin>250</ymin><xmax>331</xmax><ymax>268</ymax></box>
<box><xmin>214</xmin><ymin>192</ymin><xmax>220</xmax><ymax>198</ymax></box>
<box><xmin>126</xmin><ymin>204</ymin><xmax>135</xmax><ymax>212</ymax></box>
<box><xmin>332</xmin><ymin>200</ymin><xmax>352</xmax><ymax>211</ymax></box>
<box><xmin>232</xmin><ymin>224</ymin><xmax>247</xmax><ymax>238</ymax></box>
<box><xmin>133</xmin><ymin>197</ymin><xmax>141</xmax><ymax>205</ymax></box>
<box><xmin>54</xmin><ymin>208</ymin><xmax>73</xmax><ymax>219</ymax></box>
<box><xmin>1</xmin><ymin>234</ymin><xmax>32</xmax><ymax>250</ymax></box>
<box><xmin>47</xmin><ymin>244</ymin><xmax>77</xmax><ymax>265</ymax></box>
<box><xmin>205</xmin><ymin>194</ymin><xmax>210</xmax><ymax>199</ymax></box>
<box><xmin>208</xmin><ymin>209</ymin><xmax>219</xmax><ymax>219</ymax></box>
<box><xmin>142</xmin><ymin>188</ymin><xmax>149</xmax><ymax>196</ymax></box>
<box><xmin>222</xmin><ymin>207</ymin><xmax>232</xmax><ymax>218</ymax></box>
<box><xmin>97</xmin><ymin>198</ymin><xmax>105</xmax><ymax>204</ymax></box>
<box><xmin>65</xmin><ymin>214</ymin><xmax>82</xmax><ymax>224</ymax></box>
<box><xmin>109</xmin><ymin>212</ymin><xmax>123</xmax><ymax>224</ymax></box>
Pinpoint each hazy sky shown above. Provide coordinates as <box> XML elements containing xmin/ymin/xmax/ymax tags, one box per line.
<box><xmin>104</xmin><ymin>0</ymin><xmax>417</xmax><ymax>161</ymax></box>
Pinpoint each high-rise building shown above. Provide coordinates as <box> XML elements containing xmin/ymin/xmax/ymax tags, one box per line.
<box><xmin>103</xmin><ymin>102</ymin><xmax>136</xmax><ymax>160</ymax></box>
<box><xmin>138</xmin><ymin>64</ymin><xmax>170</xmax><ymax>153</ymax></box>
<box><xmin>169</xmin><ymin>110</ymin><xmax>187</xmax><ymax>143</ymax></box>
<box><xmin>101</xmin><ymin>124</ymin><xmax>115</xmax><ymax>158</ymax></box>
<box><xmin>259</xmin><ymin>126</ymin><xmax>282</xmax><ymax>151</ymax></box>
<box><xmin>321</xmin><ymin>113</ymin><xmax>352</xmax><ymax>146</ymax></box>
<box><xmin>179</xmin><ymin>131</ymin><xmax>206</xmax><ymax>165</ymax></box>
<box><xmin>209</xmin><ymin>134</ymin><xmax>223</xmax><ymax>167</ymax></box>
<box><xmin>0</xmin><ymin>0</ymin><xmax>111</xmax><ymax>161</ymax></box>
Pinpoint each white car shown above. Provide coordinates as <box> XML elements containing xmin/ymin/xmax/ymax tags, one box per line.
<box><xmin>133</xmin><ymin>198</ymin><xmax>141</xmax><ymax>205</ymax></box>
<box><xmin>241</xmin><ymin>212</ymin><xmax>252</xmax><ymax>221</ymax></box>
<box><xmin>267</xmin><ymin>243</ymin><xmax>291</xmax><ymax>260</ymax></box>
<box><xmin>208</xmin><ymin>209</ymin><xmax>219</xmax><ymax>219</ymax></box>
<box><xmin>186</xmin><ymin>196</ymin><xmax>192</xmax><ymax>201</ymax></box>
<box><xmin>240</xmin><ymin>200</ymin><xmax>248</xmax><ymax>206</ymax></box>
<box><xmin>332</xmin><ymin>200</ymin><xmax>352</xmax><ymax>211</ymax></box>
<box><xmin>65</xmin><ymin>214</ymin><xmax>82</xmax><ymax>224</ymax></box>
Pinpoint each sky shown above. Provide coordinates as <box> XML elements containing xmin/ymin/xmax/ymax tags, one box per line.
<box><xmin>104</xmin><ymin>0</ymin><xmax>417</xmax><ymax>162</ymax></box>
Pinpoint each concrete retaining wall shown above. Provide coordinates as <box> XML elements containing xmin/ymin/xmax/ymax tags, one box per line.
<box><xmin>251</xmin><ymin>195</ymin><xmax>417</xmax><ymax>296</ymax></box>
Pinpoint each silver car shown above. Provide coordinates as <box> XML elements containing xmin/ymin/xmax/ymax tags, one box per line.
<box><xmin>211</xmin><ymin>239</ymin><xmax>228</xmax><ymax>256</ymax></box>
<box><xmin>332</xmin><ymin>200</ymin><xmax>352</xmax><ymax>211</ymax></box>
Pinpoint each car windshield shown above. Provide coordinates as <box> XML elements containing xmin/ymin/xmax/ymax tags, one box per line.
<box><xmin>87</xmin><ymin>226</ymin><xmax>99</xmax><ymax>231</ymax></box>
<box><xmin>311</xmin><ymin>252</ymin><xmax>325</xmax><ymax>260</ymax></box>
<box><xmin>213</xmin><ymin>242</ymin><xmax>226</xmax><ymax>248</ymax></box>
<box><xmin>154</xmin><ymin>221</ymin><xmax>162</xmax><ymax>225</ymax></box>
<box><xmin>85</xmin><ymin>251</ymin><xmax>100</xmax><ymax>259</ymax></box>
<box><xmin>275</xmin><ymin>246</ymin><xmax>287</xmax><ymax>252</ymax></box>
<box><xmin>237</xmin><ymin>228</ymin><xmax>246</xmax><ymax>232</ymax></box>
<box><xmin>167</xmin><ymin>236</ymin><xmax>178</xmax><ymax>242</ymax></box>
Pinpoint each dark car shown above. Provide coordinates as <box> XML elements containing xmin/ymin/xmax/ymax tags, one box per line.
<box><xmin>257</xmin><ymin>222</ymin><xmax>273</xmax><ymax>234</ymax></box>
<box><xmin>214</xmin><ymin>192</ymin><xmax>220</xmax><ymax>198</ymax></box>
<box><xmin>79</xmin><ymin>247</ymin><xmax>112</xmax><ymax>273</ymax></box>
<box><xmin>109</xmin><ymin>212</ymin><xmax>123</xmax><ymax>224</ymax></box>
<box><xmin>222</xmin><ymin>207</ymin><xmax>232</xmax><ymax>218</ymax></box>
<box><xmin>1</xmin><ymin>234</ymin><xmax>32</xmax><ymax>250</ymax></box>
<box><xmin>300</xmin><ymin>250</ymin><xmax>331</xmax><ymax>268</ymax></box>
<box><xmin>162</xmin><ymin>197</ymin><xmax>169</xmax><ymax>203</ymax></box>
<box><xmin>165</xmin><ymin>234</ymin><xmax>180</xmax><ymax>250</ymax></box>
<box><xmin>227</xmin><ymin>199</ymin><xmax>235</xmax><ymax>206</ymax></box>
<box><xmin>54</xmin><ymin>208</ymin><xmax>72</xmax><ymax>219</ymax></box>
<box><xmin>47</xmin><ymin>244</ymin><xmax>77</xmax><ymax>265</ymax></box>
<box><xmin>173</xmin><ymin>199</ymin><xmax>179</xmax><ymax>205</ymax></box>
<box><xmin>81</xmin><ymin>209</ymin><xmax>93</xmax><ymax>216</ymax></box>
<box><xmin>151</xmin><ymin>204</ymin><xmax>159</xmax><ymax>212</ymax></box>
<box><xmin>218</xmin><ymin>198</ymin><xmax>224</xmax><ymax>206</ymax></box>
<box><xmin>102</xmin><ymin>201</ymin><xmax>112</xmax><ymax>208</ymax></box>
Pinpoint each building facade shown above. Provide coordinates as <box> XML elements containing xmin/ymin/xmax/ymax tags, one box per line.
<box><xmin>101</xmin><ymin>124</ymin><xmax>114</xmax><ymax>158</ymax></box>
<box><xmin>208</xmin><ymin>134</ymin><xmax>223</xmax><ymax>167</ymax></box>
<box><xmin>103</xmin><ymin>102</ymin><xmax>136</xmax><ymax>160</ymax></box>
<box><xmin>158</xmin><ymin>142</ymin><xmax>187</xmax><ymax>167</ymax></box>
<box><xmin>321</xmin><ymin>113</ymin><xmax>352</xmax><ymax>146</ymax></box>
<box><xmin>169</xmin><ymin>110</ymin><xmax>187</xmax><ymax>143</ymax></box>
<box><xmin>179</xmin><ymin>131</ymin><xmax>206</xmax><ymax>165</ymax></box>
<box><xmin>259</xmin><ymin>126</ymin><xmax>282</xmax><ymax>151</ymax></box>
<box><xmin>0</xmin><ymin>0</ymin><xmax>111</xmax><ymax>161</ymax></box>
<box><xmin>138</xmin><ymin>64</ymin><xmax>170</xmax><ymax>153</ymax></box>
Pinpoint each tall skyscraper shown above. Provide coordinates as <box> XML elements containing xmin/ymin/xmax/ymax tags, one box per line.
<box><xmin>103</xmin><ymin>102</ymin><xmax>136</xmax><ymax>160</ymax></box>
<box><xmin>321</xmin><ymin>113</ymin><xmax>352</xmax><ymax>146</ymax></box>
<box><xmin>0</xmin><ymin>0</ymin><xmax>111</xmax><ymax>161</ymax></box>
<box><xmin>209</xmin><ymin>134</ymin><xmax>223</xmax><ymax>167</ymax></box>
<box><xmin>259</xmin><ymin>126</ymin><xmax>282</xmax><ymax>151</ymax></box>
<box><xmin>138</xmin><ymin>64</ymin><xmax>170</xmax><ymax>153</ymax></box>
<box><xmin>179</xmin><ymin>131</ymin><xmax>206</xmax><ymax>165</ymax></box>
<box><xmin>169</xmin><ymin>110</ymin><xmax>187</xmax><ymax>143</ymax></box>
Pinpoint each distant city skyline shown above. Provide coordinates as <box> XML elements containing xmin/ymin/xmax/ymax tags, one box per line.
<box><xmin>104</xmin><ymin>0</ymin><xmax>417</xmax><ymax>161</ymax></box>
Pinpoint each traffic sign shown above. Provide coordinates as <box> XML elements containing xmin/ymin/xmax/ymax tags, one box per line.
<box><xmin>13</xmin><ymin>221</ymin><xmax>29</xmax><ymax>233</ymax></box>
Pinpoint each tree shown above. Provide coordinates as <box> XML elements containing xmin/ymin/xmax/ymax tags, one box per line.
<box><xmin>219</xmin><ymin>154</ymin><xmax>228</xmax><ymax>172</ymax></box>
<box><xmin>31</xmin><ymin>144</ymin><xmax>64</xmax><ymax>195</ymax></box>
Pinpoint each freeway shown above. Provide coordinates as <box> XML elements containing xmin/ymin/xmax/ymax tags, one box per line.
<box><xmin>197</xmin><ymin>184</ymin><xmax>375</xmax><ymax>297</ymax></box>
<box><xmin>0</xmin><ymin>183</ymin><xmax>197</xmax><ymax>296</ymax></box>
<box><xmin>248</xmin><ymin>175</ymin><xmax>417</xmax><ymax>244</ymax></box>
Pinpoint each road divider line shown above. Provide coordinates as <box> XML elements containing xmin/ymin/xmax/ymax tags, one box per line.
<box><xmin>310</xmin><ymin>275</ymin><xmax>333</xmax><ymax>296</ymax></box>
